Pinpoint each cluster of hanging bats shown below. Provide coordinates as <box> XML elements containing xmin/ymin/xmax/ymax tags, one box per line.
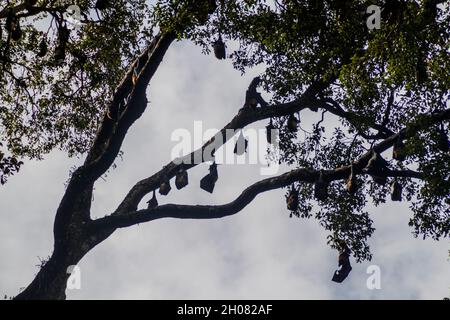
<box><xmin>287</xmin><ymin>124</ymin><xmax>448</xmax><ymax>283</ymax></box>
<box><xmin>147</xmin><ymin>83</ymin><xmax>449</xmax><ymax>283</ymax></box>
<box><xmin>155</xmin><ymin>33</ymin><xmax>450</xmax><ymax>281</ymax></box>
<box><xmin>0</xmin><ymin>1</ymin><xmax>109</xmax><ymax>65</ymax></box>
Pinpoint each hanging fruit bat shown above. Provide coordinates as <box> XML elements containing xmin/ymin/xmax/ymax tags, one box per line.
<box><xmin>200</xmin><ymin>162</ymin><xmax>218</xmax><ymax>193</ymax></box>
<box><xmin>54</xmin><ymin>46</ymin><xmax>66</xmax><ymax>64</ymax></box>
<box><xmin>392</xmin><ymin>136</ymin><xmax>406</xmax><ymax>161</ymax></box>
<box><xmin>314</xmin><ymin>170</ymin><xmax>329</xmax><ymax>201</ymax></box>
<box><xmin>175</xmin><ymin>167</ymin><xmax>189</xmax><ymax>190</ymax></box>
<box><xmin>416</xmin><ymin>58</ymin><xmax>428</xmax><ymax>84</ymax></box>
<box><xmin>234</xmin><ymin>131</ymin><xmax>248</xmax><ymax>155</ymax></box>
<box><xmin>147</xmin><ymin>190</ymin><xmax>158</xmax><ymax>209</ymax></box>
<box><xmin>95</xmin><ymin>0</ymin><xmax>110</xmax><ymax>10</ymax></box>
<box><xmin>390</xmin><ymin>179</ymin><xmax>402</xmax><ymax>201</ymax></box>
<box><xmin>11</xmin><ymin>22</ymin><xmax>22</xmax><ymax>41</ymax></box>
<box><xmin>37</xmin><ymin>37</ymin><xmax>48</xmax><ymax>57</ymax></box>
<box><xmin>16</xmin><ymin>78</ymin><xmax>27</xmax><ymax>88</ymax></box>
<box><xmin>54</xmin><ymin>26</ymin><xmax>70</xmax><ymax>64</ymax></box>
<box><xmin>287</xmin><ymin>114</ymin><xmax>299</xmax><ymax>133</ymax></box>
<box><xmin>11</xmin><ymin>24</ymin><xmax>22</xmax><ymax>41</ymax></box>
<box><xmin>159</xmin><ymin>176</ymin><xmax>171</xmax><ymax>195</ymax></box>
<box><xmin>345</xmin><ymin>164</ymin><xmax>357</xmax><ymax>194</ymax></box>
<box><xmin>213</xmin><ymin>35</ymin><xmax>226</xmax><ymax>60</ymax></box>
<box><xmin>437</xmin><ymin>124</ymin><xmax>449</xmax><ymax>152</ymax></box>
<box><xmin>266</xmin><ymin>119</ymin><xmax>276</xmax><ymax>144</ymax></box>
<box><xmin>5</xmin><ymin>12</ymin><xmax>16</xmax><ymax>33</ymax></box>
<box><xmin>332</xmin><ymin>245</ymin><xmax>352</xmax><ymax>283</ymax></box>
<box><xmin>286</xmin><ymin>187</ymin><xmax>299</xmax><ymax>211</ymax></box>
<box><xmin>6</xmin><ymin>14</ymin><xmax>22</xmax><ymax>41</ymax></box>
<box><xmin>11</xmin><ymin>29</ymin><xmax>22</xmax><ymax>41</ymax></box>
<box><xmin>243</xmin><ymin>76</ymin><xmax>267</xmax><ymax>110</ymax></box>
<box><xmin>364</xmin><ymin>150</ymin><xmax>388</xmax><ymax>185</ymax></box>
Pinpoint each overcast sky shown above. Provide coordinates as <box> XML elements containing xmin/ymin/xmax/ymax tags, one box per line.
<box><xmin>0</xmin><ymin>37</ymin><xmax>449</xmax><ymax>299</ymax></box>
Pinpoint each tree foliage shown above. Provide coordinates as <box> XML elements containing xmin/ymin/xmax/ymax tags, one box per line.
<box><xmin>0</xmin><ymin>0</ymin><xmax>151</xmax><ymax>158</ymax></box>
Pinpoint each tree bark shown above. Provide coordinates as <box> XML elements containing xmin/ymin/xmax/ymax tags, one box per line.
<box><xmin>14</xmin><ymin>219</ymin><xmax>112</xmax><ymax>300</ymax></box>
<box><xmin>14</xmin><ymin>251</ymin><xmax>76</xmax><ymax>300</ymax></box>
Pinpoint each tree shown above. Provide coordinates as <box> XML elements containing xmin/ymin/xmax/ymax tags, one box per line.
<box><xmin>0</xmin><ymin>0</ymin><xmax>448</xmax><ymax>299</ymax></box>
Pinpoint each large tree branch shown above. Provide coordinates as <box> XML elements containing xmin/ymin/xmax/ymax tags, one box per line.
<box><xmin>92</xmin><ymin>168</ymin><xmax>318</xmax><ymax>229</ymax></box>
<box><xmin>89</xmin><ymin>165</ymin><xmax>424</xmax><ymax>232</ymax></box>
<box><xmin>82</xmin><ymin>32</ymin><xmax>177</xmax><ymax>180</ymax></box>
<box><xmin>110</xmin><ymin>106</ymin><xmax>450</xmax><ymax>225</ymax></box>
<box><xmin>51</xmin><ymin>32</ymin><xmax>176</xmax><ymax>243</ymax></box>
